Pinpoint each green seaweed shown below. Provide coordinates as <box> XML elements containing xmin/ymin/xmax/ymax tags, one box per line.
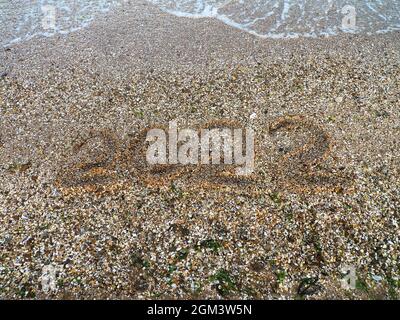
<box><xmin>198</xmin><ymin>239</ymin><xmax>222</xmax><ymax>252</ymax></box>
<box><xmin>210</xmin><ymin>269</ymin><xmax>237</xmax><ymax>297</ymax></box>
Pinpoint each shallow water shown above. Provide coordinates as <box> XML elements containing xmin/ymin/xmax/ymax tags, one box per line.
<box><xmin>149</xmin><ymin>0</ymin><xmax>400</xmax><ymax>38</ymax></box>
<box><xmin>0</xmin><ymin>0</ymin><xmax>119</xmax><ymax>47</ymax></box>
<box><xmin>0</xmin><ymin>0</ymin><xmax>399</xmax><ymax>47</ymax></box>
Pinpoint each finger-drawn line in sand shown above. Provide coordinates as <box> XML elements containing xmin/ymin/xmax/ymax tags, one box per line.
<box><xmin>126</xmin><ymin>119</ymin><xmax>256</xmax><ymax>189</ymax></box>
<box><xmin>55</xmin><ymin>130</ymin><xmax>128</xmax><ymax>195</ymax></box>
<box><xmin>55</xmin><ymin>116</ymin><xmax>354</xmax><ymax>196</ymax></box>
<box><xmin>268</xmin><ymin>115</ymin><xmax>354</xmax><ymax>194</ymax></box>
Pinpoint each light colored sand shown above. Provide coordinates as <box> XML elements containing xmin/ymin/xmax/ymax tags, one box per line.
<box><xmin>0</xmin><ymin>0</ymin><xmax>399</xmax><ymax>299</ymax></box>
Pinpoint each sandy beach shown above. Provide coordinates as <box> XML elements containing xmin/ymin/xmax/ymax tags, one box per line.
<box><xmin>0</xmin><ymin>0</ymin><xmax>399</xmax><ymax>299</ymax></box>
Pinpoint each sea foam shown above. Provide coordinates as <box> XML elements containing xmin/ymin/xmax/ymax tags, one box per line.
<box><xmin>0</xmin><ymin>0</ymin><xmax>120</xmax><ymax>47</ymax></box>
<box><xmin>149</xmin><ymin>0</ymin><xmax>400</xmax><ymax>38</ymax></box>
<box><xmin>1</xmin><ymin>0</ymin><xmax>399</xmax><ymax>47</ymax></box>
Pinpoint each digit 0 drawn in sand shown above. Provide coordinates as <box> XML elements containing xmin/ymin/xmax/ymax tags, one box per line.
<box><xmin>126</xmin><ymin>125</ymin><xmax>185</xmax><ymax>188</ymax></box>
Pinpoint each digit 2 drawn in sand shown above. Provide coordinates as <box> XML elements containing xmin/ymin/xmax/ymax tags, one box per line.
<box><xmin>55</xmin><ymin>130</ymin><xmax>125</xmax><ymax>195</ymax></box>
<box><xmin>268</xmin><ymin>115</ymin><xmax>354</xmax><ymax>193</ymax></box>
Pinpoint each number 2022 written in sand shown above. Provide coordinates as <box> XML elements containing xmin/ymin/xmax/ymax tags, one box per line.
<box><xmin>55</xmin><ymin>115</ymin><xmax>354</xmax><ymax>196</ymax></box>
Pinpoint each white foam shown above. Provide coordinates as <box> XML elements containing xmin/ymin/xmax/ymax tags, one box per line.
<box><xmin>0</xmin><ymin>0</ymin><xmax>122</xmax><ymax>47</ymax></box>
<box><xmin>148</xmin><ymin>0</ymin><xmax>400</xmax><ymax>39</ymax></box>
<box><xmin>1</xmin><ymin>0</ymin><xmax>400</xmax><ymax>47</ymax></box>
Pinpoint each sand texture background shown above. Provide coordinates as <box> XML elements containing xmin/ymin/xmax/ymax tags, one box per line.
<box><xmin>0</xmin><ymin>1</ymin><xmax>399</xmax><ymax>299</ymax></box>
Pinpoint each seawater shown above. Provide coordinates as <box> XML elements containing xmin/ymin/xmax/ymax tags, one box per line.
<box><xmin>1</xmin><ymin>0</ymin><xmax>399</xmax><ymax>47</ymax></box>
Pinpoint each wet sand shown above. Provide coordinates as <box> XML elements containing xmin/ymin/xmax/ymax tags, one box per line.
<box><xmin>0</xmin><ymin>0</ymin><xmax>399</xmax><ymax>299</ymax></box>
